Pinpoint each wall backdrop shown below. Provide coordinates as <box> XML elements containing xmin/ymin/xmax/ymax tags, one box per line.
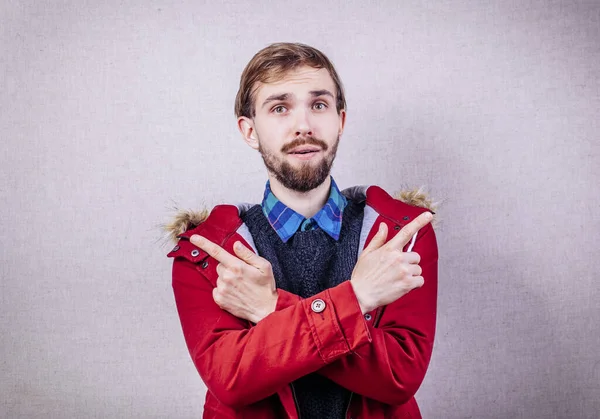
<box><xmin>2</xmin><ymin>1</ymin><xmax>599</xmax><ymax>418</ymax></box>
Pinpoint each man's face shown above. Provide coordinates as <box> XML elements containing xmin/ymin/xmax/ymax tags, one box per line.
<box><xmin>239</xmin><ymin>66</ymin><xmax>346</xmax><ymax>192</ymax></box>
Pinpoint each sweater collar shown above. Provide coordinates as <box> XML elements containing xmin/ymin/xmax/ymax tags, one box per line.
<box><xmin>261</xmin><ymin>177</ymin><xmax>347</xmax><ymax>243</ymax></box>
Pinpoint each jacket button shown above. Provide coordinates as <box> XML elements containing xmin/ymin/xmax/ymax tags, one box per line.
<box><xmin>201</xmin><ymin>261</ymin><xmax>209</xmax><ymax>269</ymax></box>
<box><xmin>364</xmin><ymin>313</ymin><xmax>372</xmax><ymax>321</ymax></box>
<box><xmin>311</xmin><ymin>299</ymin><xmax>326</xmax><ymax>313</ymax></box>
<box><xmin>191</xmin><ymin>249</ymin><xmax>200</xmax><ymax>257</ymax></box>
<box><xmin>171</xmin><ymin>245</ymin><xmax>180</xmax><ymax>252</ymax></box>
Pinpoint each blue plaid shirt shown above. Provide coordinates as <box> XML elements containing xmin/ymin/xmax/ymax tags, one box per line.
<box><xmin>261</xmin><ymin>177</ymin><xmax>348</xmax><ymax>243</ymax></box>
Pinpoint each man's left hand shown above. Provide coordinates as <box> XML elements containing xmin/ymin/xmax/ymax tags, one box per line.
<box><xmin>190</xmin><ymin>235</ymin><xmax>278</xmax><ymax>323</ymax></box>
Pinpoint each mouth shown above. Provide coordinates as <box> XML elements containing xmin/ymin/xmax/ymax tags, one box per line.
<box><xmin>288</xmin><ymin>146</ymin><xmax>321</xmax><ymax>155</ymax></box>
<box><xmin>287</xmin><ymin>147</ymin><xmax>322</xmax><ymax>161</ymax></box>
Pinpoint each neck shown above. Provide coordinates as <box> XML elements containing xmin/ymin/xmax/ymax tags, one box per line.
<box><xmin>268</xmin><ymin>174</ymin><xmax>332</xmax><ymax>219</ymax></box>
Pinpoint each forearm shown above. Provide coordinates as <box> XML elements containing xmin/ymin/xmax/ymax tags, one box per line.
<box><xmin>274</xmin><ymin>288</ymin><xmax>435</xmax><ymax>404</ymax></box>
<box><xmin>173</xmin><ymin>259</ymin><xmax>371</xmax><ymax>408</ymax></box>
<box><xmin>271</xmin><ymin>227</ymin><xmax>438</xmax><ymax>404</ymax></box>
<box><xmin>317</xmin><ymin>284</ymin><xmax>437</xmax><ymax>405</ymax></box>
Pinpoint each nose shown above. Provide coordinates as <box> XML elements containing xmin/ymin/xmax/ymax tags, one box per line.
<box><xmin>294</xmin><ymin>108</ymin><xmax>313</xmax><ymax>137</ymax></box>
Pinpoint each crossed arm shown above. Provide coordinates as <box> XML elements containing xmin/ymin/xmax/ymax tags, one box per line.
<box><xmin>172</xmin><ymin>214</ymin><xmax>438</xmax><ymax>407</ymax></box>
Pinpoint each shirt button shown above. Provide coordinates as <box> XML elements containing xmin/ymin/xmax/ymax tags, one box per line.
<box><xmin>171</xmin><ymin>245</ymin><xmax>180</xmax><ymax>252</ymax></box>
<box><xmin>191</xmin><ymin>249</ymin><xmax>200</xmax><ymax>257</ymax></box>
<box><xmin>364</xmin><ymin>313</ymin><xmax>372</xmax><ymax>321</ymax></box>
<box><xmin>311</xmin><ymin>299</ymin><xmax>326</xmax><ymax>313</ymax></box>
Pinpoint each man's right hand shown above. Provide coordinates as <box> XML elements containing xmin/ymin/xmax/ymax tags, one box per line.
<box><xmin>350</xmin><ymin>212</ymin><xmax>433</xmax><ymax>314</ymax></box>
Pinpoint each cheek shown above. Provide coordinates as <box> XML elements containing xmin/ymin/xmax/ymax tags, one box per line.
<box><xmin>317</xmin><ymin>114</ymin><xmax>342</xmax><ymax>137</ymax></box>
<box><xmin>255</xmin><ymin>128</ymin><xmax>281</xmax><ymax>150</ymax></box>
<box><xmin>257</xmin><ymin>118</ymin><xmax>293</xmax><ymax>139</ymax></box>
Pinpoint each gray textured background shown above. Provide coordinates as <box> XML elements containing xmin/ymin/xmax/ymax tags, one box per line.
<box><xmin>2</xmin><ymin>1</ymin><xmax>599</xmax><ymax>418</ymax></box>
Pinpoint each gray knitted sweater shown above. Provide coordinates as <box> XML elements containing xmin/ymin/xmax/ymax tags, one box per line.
<box><xmin>242</xmin><ymin>198</ymin><xmax>365</xmax><ymax>419</ymax></box>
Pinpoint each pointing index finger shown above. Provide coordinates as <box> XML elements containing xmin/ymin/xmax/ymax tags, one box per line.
<box><xmin>385</xmin><ymin>212</ymin><xmax>433</xmax><ymax>250</ymax></box>
<box><xmin>190</xmin><ymin>234</ymin><xmax>239</xmax><ymax>268</ymax></box>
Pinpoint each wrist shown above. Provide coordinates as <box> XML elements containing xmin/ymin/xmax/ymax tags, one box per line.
<box><xmin>349</xmin><ymin>280</ymin><xmax>374</xmax><ymax>315</ymax></box>
<box><xmin>255</xmin><ymin>291</ymin><xmax>278</xmax><ymax>322</ymax></box>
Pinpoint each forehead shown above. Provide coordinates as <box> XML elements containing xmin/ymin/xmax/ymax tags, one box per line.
<box><xmin>253</xmin><ymin>66</ymin><xmax>336</xmax><ymax>102</ymax></box>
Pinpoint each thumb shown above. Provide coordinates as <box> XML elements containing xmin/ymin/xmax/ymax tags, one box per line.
<box><xmin>233</xmin><ymin>241</ymin><xmax>259</xmax><ymax>266</ymax></box>
<box><xmin>362</xmin><ymin>222</ymin><xmax>388</xmax><ymax>254</ymax></box>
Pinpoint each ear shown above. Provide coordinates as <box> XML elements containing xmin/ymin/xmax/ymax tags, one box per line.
<box><xmin>338</xmin><ymin>109</ymin><xmax>346</xmax><ymax>137</ymax></box>
<box><xmin>237</xmin><ymin>116</ymin><xmax>259</xmax><ymax>150</ymax></box>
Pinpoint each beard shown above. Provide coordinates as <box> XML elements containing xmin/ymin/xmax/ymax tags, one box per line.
<box><xmin>258</xmin><ymin>135</ymin><xmax>339</xmax><ymax>193</ymax></box>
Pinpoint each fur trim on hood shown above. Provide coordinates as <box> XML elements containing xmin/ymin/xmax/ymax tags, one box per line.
<box><xmin>164</xmin><ymin>188</ymin><xmax>438</xmax><ymax>244</ymax></box>
<box><xmin>395</xmin><ymin>187</ymin><xmax>438</xmax><ymax>215</ymax></box>
<box><xmin>163</xmin><ymin>208</ymin><xmax>210</xmax><ymax>244</ymax></box>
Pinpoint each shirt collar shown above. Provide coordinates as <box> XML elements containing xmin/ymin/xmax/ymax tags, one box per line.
<box><xmin>261</xmin><ymin>177</ymin><xmax>347</xmax><ymax>243</ymax></box>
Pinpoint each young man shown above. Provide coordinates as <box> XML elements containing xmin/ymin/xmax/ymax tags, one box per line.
<box><xmin>167</xmin><ymin>42</ymin><xmax>438</xmax><ymax>419</ymax></box>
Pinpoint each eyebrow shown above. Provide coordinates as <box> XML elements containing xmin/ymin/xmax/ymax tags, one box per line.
<box><xmin>261</xmin><ymin>90</ymin><xmax>335</xmax><ymax>109</ymax></box>
<box><xmin>261</xmin><ymin>93</ymin><xmax>290</xmax><ymax>109</ymax></box>
<box><xmin>309</xmin><ymin>89</ymin><xmax>334</xmax><ymax>99</ymax></box>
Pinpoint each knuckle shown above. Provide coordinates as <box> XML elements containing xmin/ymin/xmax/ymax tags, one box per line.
<box><xmin>219</xmin><ymin>272</ymin><xmax>230</xmax><ymax>284</ymax></box>
<box><xmin>262</xmin><ymin>260</ymin><xmax>272</xmax><ymax>272</ymax></box>
<box><xmin>213</xmin><ymin>290</ymin><xmax>222</xmax><ymax>305</ymax></box>
<box><xmin>403</xmin><ymin>219</ymin><xmax>419</xmax><ymax>232</ymax></box>
<box><xmin>218</xmin><ymin>275</ymin><xmax>230</xmax><ymax>287</ymax></box>
<box><xmin>392</xmin><ymin>249</ymin><xmax>405</xmax><ymax>263</ymax></box>
<box><xmin>230</xmin><ymin>263</ymin><xmax>242</xmax><ymax>276</ymax></box>
<box><xmin>397</xmin><ymin>229</ymin><xmax>412</xmax><ymax>242</ymax></box>
<box><xmin>210</xmin><ymin>246</ymin><xmax>220</xmax><ymax>258</ymax></box>
<box><xmin>219</xmin><ymin>281</ymin><xmax>229</xmax><ymax>292</ymax></box>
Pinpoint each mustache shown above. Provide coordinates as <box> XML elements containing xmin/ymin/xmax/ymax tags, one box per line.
<box><xmin>281</xmin><ymin>136</ymin><xmax>329</xmax><ymax>153</ymax></box>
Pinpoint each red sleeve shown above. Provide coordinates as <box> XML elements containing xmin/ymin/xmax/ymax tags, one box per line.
<box><xmin>274</xmin><ymin>223</ymin><xmax>438</xmax><ymax>405</ymax></box>
<box><xmin>172</xmin><ymin>257</ymin><xmax>372</xmax><ymax>408</ymax></box>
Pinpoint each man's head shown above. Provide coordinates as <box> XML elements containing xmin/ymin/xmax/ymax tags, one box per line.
<box><xmin>236</xmin><ymin>43</ymin><xmax>347</xmax><ymax>193</ymax></box>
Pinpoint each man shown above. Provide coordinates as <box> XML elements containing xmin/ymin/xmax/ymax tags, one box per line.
<box><xmin>167</xmin><ymin>42</ymin><xmax>438</xmax><ymax>418</ymax></box>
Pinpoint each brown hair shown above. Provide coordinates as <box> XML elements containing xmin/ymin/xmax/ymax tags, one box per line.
<box><xmin>235</xmin><ymin>42</ymin><xmax>346</xmax><ymax>118</ymax></box>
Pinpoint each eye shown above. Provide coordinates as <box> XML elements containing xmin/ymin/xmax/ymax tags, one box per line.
<box><xmin>313</xmin><ymin>102</ymin><xmax>327</xmax><ymax>111</ymax></box>
<box><xmin>273</xmin><ymin>105</ymin><xmax>287</xmax><ymax>114</ymax></box>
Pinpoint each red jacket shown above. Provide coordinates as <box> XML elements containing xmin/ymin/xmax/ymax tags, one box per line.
<box><xmin>168</xmin><ymin>185</ymin><xmax>438</xmax><ymax>418</ymax></box>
